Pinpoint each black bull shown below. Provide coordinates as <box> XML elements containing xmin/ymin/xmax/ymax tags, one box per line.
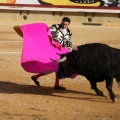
<box><xmin>52</xmin><ymin>43</ymin><xmax>120</xmax><ymax>102</ymax></box>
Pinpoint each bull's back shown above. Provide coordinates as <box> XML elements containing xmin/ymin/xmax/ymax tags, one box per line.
<box><xmin>75</xmin><ymin>43</ymin><xmax>111</xmax><ymax>76</ymax></box>
<box><xmin>77</xmin><ymin>43</ymin><xmax>120</xmax><ymax>77</ymax></box>
<box><xmin>76</xmin><ymin>43</ymin><xmax>110</xmax><ymax>65</ymax></box>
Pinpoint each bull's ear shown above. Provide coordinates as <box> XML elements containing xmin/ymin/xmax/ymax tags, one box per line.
<box><xmin>13</xmin><ymin>25</ymin><xmax>23</xmax><ymax>38</ymax></box>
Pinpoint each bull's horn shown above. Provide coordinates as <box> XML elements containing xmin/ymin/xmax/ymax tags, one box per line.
<box><xmin>56</xmin><ymin>53</ymin><xmax>62</xmax><ymax>56</ymax></box>
<box><xmin>50</xmin><ymin>56</ymin><xmax>67</xmax><ymax>63</ymax></box>
<box><xmin>13</xmin><ymin>25</ymin><xmax>23</xmax><ymax>38</ymax></box>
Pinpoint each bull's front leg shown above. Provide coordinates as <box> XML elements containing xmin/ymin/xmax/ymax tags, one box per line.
<box><xmin>90</xmin><ymin>81</ymin><xmax>104</xmax><ymax>96</ymax></box>
<box><xmin>105</xmin><ymin>78</ymin><xmax>116</xmax><ymax>102</ymax></box>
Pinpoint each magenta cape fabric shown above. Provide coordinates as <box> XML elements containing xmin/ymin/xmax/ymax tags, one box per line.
<box><xmin>20</xmin><ymin>23</ymin><xmax>68</xmax><ymax>73</ymax></box>
<box><xmin>20</xmin><ymin>23</ymin><xmax>77</xmax><ymax>78</ymax></box>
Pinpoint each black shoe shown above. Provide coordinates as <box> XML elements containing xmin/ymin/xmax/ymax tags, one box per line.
<box><xmin>31</xmin><ymin>76</ymin><xmax>40</xmax><ymax>86</ymax></box>
<box><xmin>54</xmin><ymin>86</ymin><xmax>66</xmax><ymax>90</ymax></box>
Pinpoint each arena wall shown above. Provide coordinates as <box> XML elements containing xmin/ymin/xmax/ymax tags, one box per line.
<box><xmin>0</xmin><ymin>9</ymin><xmax>120</xmax><ymax>49</ymax></box>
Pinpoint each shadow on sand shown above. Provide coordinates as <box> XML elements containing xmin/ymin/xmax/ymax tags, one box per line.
<box><xmin>0</xmin><ymin>81</ymin><xmax>111</xmax><ymax>103</ymax></box>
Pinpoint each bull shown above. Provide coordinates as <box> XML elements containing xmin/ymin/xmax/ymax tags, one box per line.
<box><xmin>51</xmin><ymin>43</ymin><xmax>120</xmax><ymax>102</ymax></box>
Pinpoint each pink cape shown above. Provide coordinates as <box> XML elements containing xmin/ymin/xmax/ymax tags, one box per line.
<box><xmin>20</xmin><ymin>23</ymin><xmax>77</xmax><ymax>78</ymax></box>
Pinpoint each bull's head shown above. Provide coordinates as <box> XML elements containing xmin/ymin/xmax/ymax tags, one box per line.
<box><xmin>50</xmin><ymin>54</ymin><xmax>75</xmax><ymax>79</ymax></box>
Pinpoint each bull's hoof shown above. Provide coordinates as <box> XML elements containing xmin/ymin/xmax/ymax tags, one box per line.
<box><xmin>112</xmin><ymin>97</ymin><xmax>117</xmax><ymax>103</ymax></box>
<box><xmin>103</xmin><ymin>92</ymin><xmax>107</xmax><ymax>97</ymax></box>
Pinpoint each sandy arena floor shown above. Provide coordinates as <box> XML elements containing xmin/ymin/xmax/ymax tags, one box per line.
<box><xmin>0</xmin><ymin>25</ymin><xmax>120</xmax><ymax>120</ymax></box>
